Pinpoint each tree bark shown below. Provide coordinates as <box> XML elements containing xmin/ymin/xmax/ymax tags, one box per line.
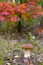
<box><xmin>40</xmin><ymin>17</ymin><xmax>43</xmax><ymax>27</ymax></box>
<box><xmin>18</xmin><ymin>0</ymin><xmax>22</xmax><ymax>32</ymax></box>
<box><xmin>18</xmin><ymin>20</ymin><xmax>22</xmax><ymax>32</ymax></box>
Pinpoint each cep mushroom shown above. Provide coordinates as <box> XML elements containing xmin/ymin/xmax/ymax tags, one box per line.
<box><xmin>22</xmin><ymin>44</ymin><xmax>33</xmax><ymax>58</ymax></box>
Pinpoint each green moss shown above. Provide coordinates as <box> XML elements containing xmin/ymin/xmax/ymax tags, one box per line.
<box><xmin>0</xmin><ymin>52</ymin><xmax>3</xmax><ymax>65</ymax></box>
<box><xmin>39</xmin><ymin>62</ymin><xmax>43</xmax><ymax>65</ymax></box>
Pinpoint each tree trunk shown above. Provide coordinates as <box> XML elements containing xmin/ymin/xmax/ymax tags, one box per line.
<box><xmin>40</xmin><ymin>17</ymin><xmax>43</xmax><ymax>27</ymax></box>
<box><xmin>40</xmin><ymin>2</ymin><xmax>43</xmax><ymax>27</ymax></box>
<box><xmin>18</xmin><ymin>20</ymin><xmax>22</xmax><ymax>32</ymax></box>
<box><xmin>18</xmin><ymin>0</ymin><xmax>22</xmax><ymax>32</ymax></box>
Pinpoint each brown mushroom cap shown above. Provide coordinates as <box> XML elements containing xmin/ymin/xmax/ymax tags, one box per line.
<box><xmin>22</xmin><ymin>44</ymin><xmax>33</xmax><ymax>49</ymax></box>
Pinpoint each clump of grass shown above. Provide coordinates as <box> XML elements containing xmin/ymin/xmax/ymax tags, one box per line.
<box><xmin>0</xmin><ymin>50</ymin><xmax>3</xmax><ymax>65</ymax></box>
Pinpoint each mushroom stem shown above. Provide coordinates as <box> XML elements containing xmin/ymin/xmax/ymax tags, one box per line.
<box><xmin>24</xmin><ymin>50</ymin><xmax>30</xmax><ymax>58</ymax></box>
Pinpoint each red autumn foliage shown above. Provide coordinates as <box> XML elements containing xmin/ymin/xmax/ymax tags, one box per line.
<box><xmin>0</xmin><ymin>1</ymin><xmax>43</xmax><ymax>22</ymax></box>
<box><xmin>34</xmin><ymin>26</ymin><xmax>43</xmax><ymax>35</ymax></box>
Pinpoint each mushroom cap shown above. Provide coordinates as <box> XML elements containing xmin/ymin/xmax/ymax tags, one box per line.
<box><xmin>22</xmin><ymin>44</ymin><xmax>33</xmax><ymax>49</ymax></box>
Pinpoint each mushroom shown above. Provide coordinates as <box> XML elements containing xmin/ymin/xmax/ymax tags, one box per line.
<box><xmin>22</xmin><ymin>44</ymin><xmax>33</xmax><ymax>58</ymax></box>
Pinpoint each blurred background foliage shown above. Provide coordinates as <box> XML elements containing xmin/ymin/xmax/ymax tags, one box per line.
<box><xmin>0</xmin><ymin>0</ymin><xmax>43</xmax><ymax>33</ymax></box>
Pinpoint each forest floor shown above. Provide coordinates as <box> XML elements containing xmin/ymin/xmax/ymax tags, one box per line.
<box><xmin>0</xmin><ymin>33</ymin><xmax>43</xmax><ymax>65</ymax></box>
